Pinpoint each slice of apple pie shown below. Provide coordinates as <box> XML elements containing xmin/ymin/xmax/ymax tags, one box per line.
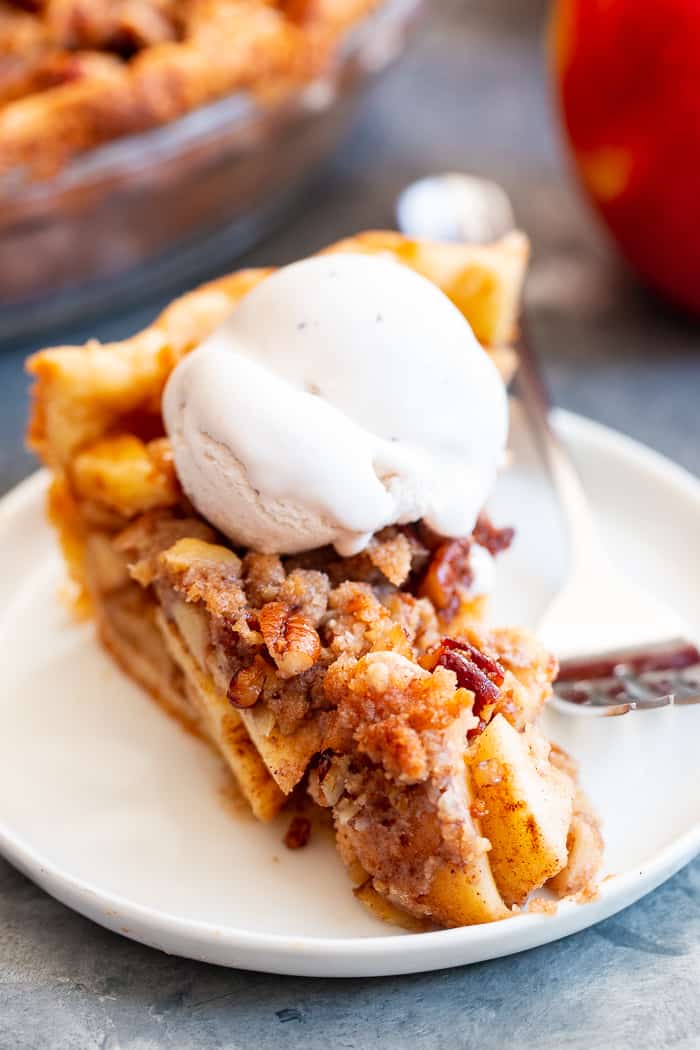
<box><xmin>27</xmin><ymin>230</ymin><xmax>602</xmax><ymax>927</ymax></box>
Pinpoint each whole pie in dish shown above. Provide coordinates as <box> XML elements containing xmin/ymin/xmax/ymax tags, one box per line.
<box><xmin>0</xmin><ymin>0</ymin><xmax>380</xmax><ymax>182</ymax></box>
<box><xmin>27</xmin><ymin>230</ymin><xmax>603</xmax><ymax>929</ymax></box>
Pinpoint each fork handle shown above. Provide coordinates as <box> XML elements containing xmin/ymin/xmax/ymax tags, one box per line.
<box><xmin>515</xmin><ymin>319</ymin><xmax>605</xmax><ymax>567</ymax></box>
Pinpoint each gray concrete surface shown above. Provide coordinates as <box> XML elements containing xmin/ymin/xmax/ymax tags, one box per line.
<box><xmin>1</xmin><ymin>1</ymin><xmax>699</xmax><ymax>1047</ymax></box>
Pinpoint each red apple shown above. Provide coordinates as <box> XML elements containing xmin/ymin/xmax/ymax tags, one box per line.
<box><xmin>550</xmin><ymin>0</ymin><xmax>700</xmax><ymax>314</ymax></box>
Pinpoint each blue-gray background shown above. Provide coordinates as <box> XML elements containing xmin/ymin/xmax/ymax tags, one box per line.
<box><xmin>2</xmin><ymin>2</ymin><xmax>699</xmax><ymax>1047</ymax></box>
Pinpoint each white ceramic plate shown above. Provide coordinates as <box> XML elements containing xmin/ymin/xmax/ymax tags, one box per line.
<box><xmin>0</xmin><ymin>410</ymin><xmax>699</xmax><ymax>978</ymax></box>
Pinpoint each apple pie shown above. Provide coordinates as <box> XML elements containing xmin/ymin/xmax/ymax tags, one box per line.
<box><xmin>27</xmin><ymin>230</ymin><xmax>603</xmax><ymax>928</ymax></box>
<box><xmin>0</xmin><ymin>0</ymin><xmax>380</xmax><ymax>182</ymax></box>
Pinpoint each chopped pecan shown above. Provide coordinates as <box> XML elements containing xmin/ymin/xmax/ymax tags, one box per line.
<box><xmin>472</xmin><ymin>514</ymin><xmax>514</xmax><ymax>556</ymax></box>
<box><xmin>308</xmin><ymin>750</ymin><xmax>348</xmax><ymax>808</ymax></box>
<box><xmin>227</xmin><ymin>655</ymin><xmax>268</xmax><ymax>709</ymax></box>
<box><xmin>417</xmin><ymin>538</ymin><xmax>473</xmax><ymax>614</ymax></box>
<box><xmin>313</xmin><ymin>748</ymin><xmax>335</xmax><ymax>784</ymax></box>
<box><xmin>421</xmin><ymin>636</ymin><xmax>505</xmax><ymax>732</ymax></box>
<box><xmin>259</xmin><ymin>600</ymin><xmax>321</xmax><ymax>678</ymax></box>
<box><xmin>438</xmin><ymin>650</ymin><xmax>500</xmax><ymax>707</ymax></box>
<box><xmin>284</xmin><ymin>815</ymin><xmax>311</xmax><ymax>850</ymax></box>
<box><xmin>440</xmin><ymin>636</ymin><xmax>505</xmax><ymax>683</ymax></box>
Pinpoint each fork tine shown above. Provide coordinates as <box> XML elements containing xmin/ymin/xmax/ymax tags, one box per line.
<box><xmin>552</xmin><ymin>638</ymin><xmax>700</xmax><ymax>717</ymax></box>
<box><xmin>615</xmin><ymin>675</ymin><xmax>665</xmax><ymax>704</ymax></box>
<box><xmin>549</xmin><ymin>696</ymin><xmax>635</xmax><ymax>718</ymax></box>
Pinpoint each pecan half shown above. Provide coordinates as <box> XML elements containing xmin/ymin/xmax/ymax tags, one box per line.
<box><xmin>259</xmin><ymin>600</ymin><xmax>321</xmax><ymax>678</ymax></box>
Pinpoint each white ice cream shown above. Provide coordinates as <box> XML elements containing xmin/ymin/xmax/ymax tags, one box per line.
<box><xmin>163</xmin><ymin>253</ymin><xmax>508</xmax><ymax>556</ymax></box>
<box><xmin>467</xmin><ymin>542</ymin><xmax>495</xmax><ymax>598</ymax></box>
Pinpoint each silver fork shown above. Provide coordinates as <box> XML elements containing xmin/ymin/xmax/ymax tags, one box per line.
<box><xmin>513</xmin><ymin>324</ymin><xmax>699</xmax><ymax>715</ymax></box>
<box><xmin>396</xmin><ymin>174</ymin><xmax>700</xmax><ymax>716</ymax></box>
<box><xmin>553</xmin><ymin>636</ymin><xmax>700</xmax><ymax>717</ymax></box>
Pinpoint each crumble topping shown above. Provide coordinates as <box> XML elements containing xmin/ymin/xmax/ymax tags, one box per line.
<box><xmin>114</xmin><ymin>507</ymin><xmax>520</xmax><ymax>744</ymax></box>
<box><xmin>314</xmin><ymin>652</ymin><xmax>490</xmax><ymax>911</ymax></box>
<box><xmin>110</xmin><ymin>503</ymin><xmax>581</xmax><ymax>918</ymax></box>
<box><xmin>96</xmin><ymin>501</ymin><xmax>598</xmax><ymax>923</ymax></box>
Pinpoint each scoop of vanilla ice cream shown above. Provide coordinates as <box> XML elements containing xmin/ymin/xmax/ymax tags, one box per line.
<box><xmin>163</xmin><ymin>253</ymin><xmax>508</xmax><ymax>556</ymax></box>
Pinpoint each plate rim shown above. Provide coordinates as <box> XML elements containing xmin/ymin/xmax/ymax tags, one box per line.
<box><xmin>1</xmin><ymin>409</ymin><xmax>699</xmax><ymax>974</ymax></box>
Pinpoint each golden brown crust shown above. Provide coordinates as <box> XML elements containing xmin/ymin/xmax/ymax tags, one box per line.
<box><xmin>71</xmin><ymin>434</ymin><xmax>180</xmax><ymax>515</ymax></box>
<box><xmin>324</xmin><ymin>230</ymin><xmax>529</xmax><ymax>347</ymax></box>
<box><xmin>26</xmin><ymin>265</ymin><xmax>269</xmax><ymax>468</ymax></box>
<box><xmin>0</xmin><ymin>0</ymin><xmax>379</xmax><ymax>182</ymax></box>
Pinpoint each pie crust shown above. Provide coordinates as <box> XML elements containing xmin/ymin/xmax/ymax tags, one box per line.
<box><xmin>0</xmin><ymin>0</ymin><xmax>380</xmax><ymax>181</ymax></box>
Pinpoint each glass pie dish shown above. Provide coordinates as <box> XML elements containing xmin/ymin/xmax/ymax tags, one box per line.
<box><xmin>0</xmin><ymin>0</ymin><xmax>423</xmax><ymax>344</ymax></box>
